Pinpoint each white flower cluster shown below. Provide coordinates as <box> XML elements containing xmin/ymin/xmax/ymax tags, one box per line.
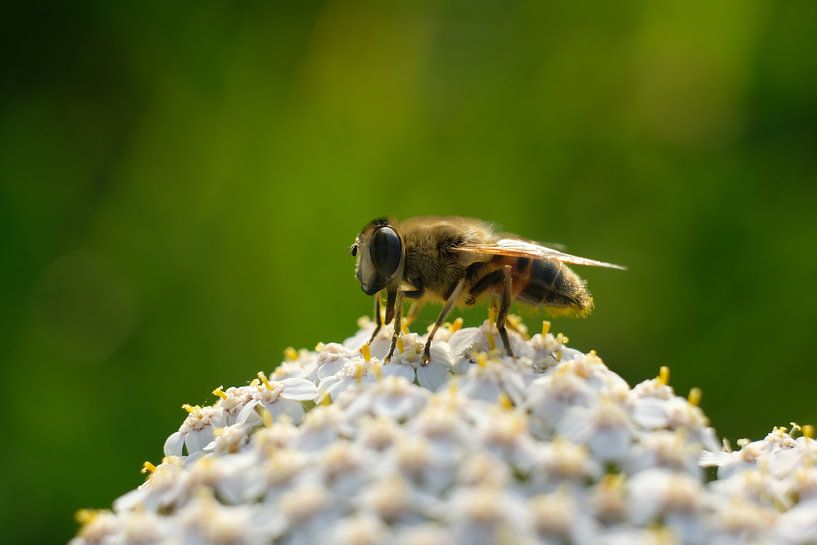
<box><xmin>72</xmin><ymin>318</ymin><xmax>816</xmax><ymax>545</ymax></box>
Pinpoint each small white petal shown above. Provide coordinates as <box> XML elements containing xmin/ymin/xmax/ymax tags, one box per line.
<box><xmin>381</xmin><ymin>364</ymin><xmax>416</xmax><ymax>382</ymax></box>
<box><xmin>448</xmin><ymin>328</ymin><xmax>483</xmax><ymax>358</ymax></box>
<box><xmin>589</xmin><ymin>428</ymin><xmax>631</xmax><ymax>460</ymax></box>
<box><xmin>317</xmin><ymin>360</ymin><xmax>347</xmax><ymax>380</ymax></box>
<box><xmin>631</xmin><ymin>398</ymin><xmax>670</xmax><ymax>429</ymax></box>
<box><xmin>235</xmin><ymin>400</ymin><xmax>262</xmax><ymax>426</ymax></box>
<box><xmin>417</xmin><ymin>362</ymin><xmax>451</xmax><ymax>392</ymax></box>
<box><xmin>185</xmin><ymin>428</ymin><xmax>214</xmax><ymax>454</ymax></box>
<box><xmin>163</xmin><ymin>431</ymin><xmax>185</xmax><ymax>457</ymax></box>
<box><xmin>280</xmin><ymin>378</ymin><xmax>319</xmax><ymax>401</ymax></box>
<box><xmin>461</xmin><ymin>378</ymin><xmax>503</xmax><ymax>403</ymax></box>
<box><xmin>373</xmin><ymin>395</ymin><xmax>417</xmax><ymax>420</ymax></box>
<box><xmin>266</xmin><ymin>399</ymin><xmax>306</xmax><ymax>424</ymax></box>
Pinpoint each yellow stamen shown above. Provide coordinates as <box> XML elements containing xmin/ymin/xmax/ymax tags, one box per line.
<box><xmin>141</xmin><ymin>461</ymin><xmax>157</xmax><ymax>474</ymax></box>
<box><xmin>277</xmin><ymin>413</ymin><xmax>293</xmax><ymax>426</ymax></box>
<box><xmin>601</xmin><ymin>473</ymin><xmax>625</xmax><ymax>488</ymax></box>
<box><xmin>372</xmin><ymin>361</ymin><xmax>383</xmax><ymax>379</ymax></box>
<box><xmin>181</xmin><ymin>403</ymin><xmax>199</xmax><ymax>414</ymax></box>
<box><xmin>498</xmin><ymin>392</ymin><xmax>513</xmax><ymax>410</ymax></box>
<box><xmin>658</xmin><ymin>366</ymin><xmax>670</xmax><ymax>385</ymax></box>
<box><xmin>688</xmin><ymin>387</ymin><xmax>702</xmax><ymax>406</ymax></box>
<box><xmin>488</xmin><ymin>306</ymin><xmax>497</xmax><ymax>323</ymax></box>
<box><xmin>361</xmin><ymin>343</ymin><xmax>371</xmax><ymax>363</ymax></box>
<box><xmin>553</xmin><ymin>349</ymin><xmax>563</xmax><ymax>362</ymax></box>
<box><xmin>487</xmin><ymin>333</ymin><xmax>496</xmax><ymax>351</ymax></box>
<box><xmin>355</xmin><ymin>364</ymin><xmax>365</xmax><ymax>383</ymax></box>
<box><xmin>401</xmin><ymin>322</ymin><xmax>409</xmax><ymax>334</ymax></box>
<box><xmin>257</xmin><ymin>371</ymin><xmax>274</xmax><ymax>390</ymax></box>
<box><xmin>212</xmin><ymin>386</ymin><xmax>228</xmax><ymax>400</ymax></box>
<box><xmin>397</xmin><ymin>336</ymin><xmax>405</xmax><ymax>354</ymax></box>
<box><xmin>541</xmin><ymin>320</ymin><xmax>551</xmax><ymax>336</ymax></box>
<box><xmin>250</xmin><ymin>378</ymin><xmax>261</xmax><ymax>388</ymax></box>
<box><xmin>447</xmin><ymin>377</ymin><xmax>459</xmax><ymax>395</ymax></box>
<box><xmin>284</xmin><ymin>347</ymin><xmax>298</xmax><ymax>361</ymax></box>
<box><xmin>650</xmin><ymin>526</ymin><xmax>673</xmax><ymax>543</ymax></box>
<box><xmin>262</xmin><ymin>409</ymin><xmax>273</xmax><ymax>428</ymax></box>
<box><xmin>75</xmin><ymin>509</ymin><xmax>100</xmax><ymax>526</ymax></box>
<box><xmin>586</xmin><ymin>350</ymin><xmax>604</xmax><ymax>366</ymax></box>
<box><xmin>510</xmin><ymin>414</ymin><xmax>526</xmax><ymax>435</ymax></box>
<box><xmin>476</xmin><ymin>353</ymin><xmax>488</xmax><ymax>368</ymax></box>
<box><xmin>556</xmin><ymin>332</ymin><xmax>569</xmax><ymax>344</ymax></box>
<box><xmin>315</xmin><ymin>342</ymin><xmax>326</xmax><ymax>352</ymax></box>
<box><xmin>507</xmin><ymin>314</ymin><xmax>527</xmax><ymax>337</ymax></box>
<box><xmin>320</xmin><ymin>394</ymin><xmax>332</xmax><ymax>405</ymax></box>
<box><xmin>450</xmin><ymin>317</ymin><xmax>463</xmax><ymax>333</ymax></box>
<box><xmin>804</xmin><ymin>425</ymin><xmax>815</xmax><ymax>439</ymax></box>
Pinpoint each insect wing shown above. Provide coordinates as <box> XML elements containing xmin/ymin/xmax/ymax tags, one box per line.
<box><xmin>453</xmin><ymin>238</ymin><xmax>626</xmax><ymax>270</ymax></box>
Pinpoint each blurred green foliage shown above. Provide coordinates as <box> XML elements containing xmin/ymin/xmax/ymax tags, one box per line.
<box><xmin>2</xmin><ymin>0</ymin><xmax>817</xmax><ymax>543</ymax></box>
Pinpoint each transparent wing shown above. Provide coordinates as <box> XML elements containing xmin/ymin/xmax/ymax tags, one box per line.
<box><xmin>495</xmin><ymin>231</ymin><xmax>567</xmax><ymax>252</ymax></box>
<box><xmin>452</xmin><ymin>238</ymin><xmax>626</xmax><ymax>270</ymax></box>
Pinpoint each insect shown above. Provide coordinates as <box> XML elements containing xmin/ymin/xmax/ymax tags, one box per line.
<box><xmin>351</xmin><ymin>216</ymin><xmax>624</xmax><ymax>363</ymax></box>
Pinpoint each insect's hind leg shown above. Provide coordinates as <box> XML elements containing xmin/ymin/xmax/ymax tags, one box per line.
<box><xmin>466</xmin><ymin>268</ymin><xmax>505</xmax><ymax>305</ymax></box>
<box><xmin>496</xmin><ymin>265</ymin><xmax>515</xmax><ymax>358</ymax></box>
<box><xmin>468</xmin><ymin>265</ymin><xmax>516</xmax><ymax>357</ymax></box>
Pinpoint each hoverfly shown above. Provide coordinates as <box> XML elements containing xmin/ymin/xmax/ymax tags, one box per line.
<box><xmin>351</xmin><ymin>216</ymin><xmax>624</xmax><ymax>363</ymax></box>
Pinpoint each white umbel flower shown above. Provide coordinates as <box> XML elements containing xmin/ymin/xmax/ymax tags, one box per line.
<box><xmin>163</xmin><ymin>404</ymin><xmax>229</xmax><ymax>457</ymax></box>
<box><xmin>73</xmin><ymin>317</ymin><xmax>817</xmax><ymax>545</ymax></box>
<box><xmin>378</xmin><ymin>332</ymin><xmax>454</xmax><ymax>391</ymax></box>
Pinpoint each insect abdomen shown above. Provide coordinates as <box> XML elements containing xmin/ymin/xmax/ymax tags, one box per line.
<box><xmin>516</xmin><ymin>259</ymin><xmax>594</xmax><ymax>317</ymax></box>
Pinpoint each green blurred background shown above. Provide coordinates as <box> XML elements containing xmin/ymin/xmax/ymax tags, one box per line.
<box><xmin>2</xmin><ymin>1</ymin><xmax>817</xmax><ymax>543</ymax></box>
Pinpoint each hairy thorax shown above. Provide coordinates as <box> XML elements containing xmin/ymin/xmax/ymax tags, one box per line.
<box><xmin>399</xmin><ymin>219</ymin><xmax>490</xmax><ymax>302</ymax></box>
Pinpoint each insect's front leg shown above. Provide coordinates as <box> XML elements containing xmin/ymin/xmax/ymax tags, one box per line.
<box><xmin>367</xmin><ymin>292</ymin><xmax>383</xmax><ymax>345</ymax></box>
<box><xmin>384</xmin><ymin>291</ymin><xmax>404</xmax><ymax>362</ymax></box>
<box><xmin>384</xmin><ymin>289</ymin><xmax>397</xmax><ymax>325</ymax></box>
<box><xmin>496</xmin><ymin>265</ymin><xmax>515</xmax><ymax>358</ymax></box>
<box><xmin>422</xmin><ymin>279</ymin><xmax>465</xmax><ymax>364</ymax></box>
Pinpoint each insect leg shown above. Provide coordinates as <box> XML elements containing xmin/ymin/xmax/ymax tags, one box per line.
<box><xmin>402</xmin><ymin>288</ymin><xmax>425</xmax><ymax>299</ymax></box>
<box><xmin>422</xmin><ymin>278</ymin><xmax>466</xmax><ymax>364</ymax></box>
<box><xmin>398</xmin><ymin>287</ymin><xmax>425</xmax><ymax>327</ymax></box>
<box><xmin>468</xmin><ymin>269</ymin><xmax>505</xmax><ymax>301</ymax></box>
<box><xmin>384</xmin><ymin>288</ymin><xmax>397</xmax><ymax>325</ymax></box>
<box><xmin>405</xmin><ymin>300</ymin><xmax>425</xmax><ymax>326</ymax></box>
<box><xmin>496</xmin><ymin>265</ymin><xmax>515</xmax><ymax>358</ymax></box>
<box><xmin>367</xmin><ymin>292</ymin><xmax>383</xmax><ymax>344</ymax></box>
<box><xmin>385</xmin><ymin>291</ymin><xmax>404</xmax><ymax>362</ymax></box>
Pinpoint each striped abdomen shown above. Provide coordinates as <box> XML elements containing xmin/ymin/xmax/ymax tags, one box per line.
<box><xmin>514</xmin><ymin>258</ymin><xmax>594</xmax><ymax>317</ymax></box>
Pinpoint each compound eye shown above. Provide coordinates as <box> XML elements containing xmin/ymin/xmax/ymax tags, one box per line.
<box><xmin>370</xmin><ymin>227</ymin><xmax>401</xmax><ymax>278</ymax></box>
<box><xmin>350</xmin><ymin>243</ymin><xmax>358</xmax><ymax>257</ymax></box>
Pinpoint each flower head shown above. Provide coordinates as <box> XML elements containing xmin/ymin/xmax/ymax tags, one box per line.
<box><xmin>74</xmin><ymin>317</ymin><xmax>815</xmax><ymax>545</ymax></box>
